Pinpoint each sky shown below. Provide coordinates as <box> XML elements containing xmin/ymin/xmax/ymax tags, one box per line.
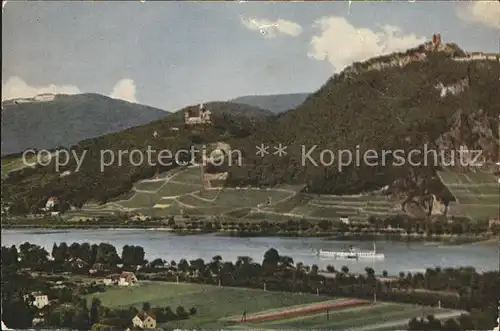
<box><xmin>2</xmin><ymin>1</ymin><xmax>499</xmax><ymax>111</ymax></box>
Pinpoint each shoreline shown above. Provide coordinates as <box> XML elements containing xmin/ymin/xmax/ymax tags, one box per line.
<box><xmin>2</xmin><ymin>224</ymin><xmax>496</xmax><ymax>245</ymax></box>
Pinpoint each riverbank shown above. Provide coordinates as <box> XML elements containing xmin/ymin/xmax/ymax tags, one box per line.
<box><xmin>2</xmin><ymin>222</ymin><xmax>496</xmax><ymax>245</ymax></box>
<box><xmin>3</xmin><ymin>228</ymin><xmax>497</xmax><ymax>275</ymax></box>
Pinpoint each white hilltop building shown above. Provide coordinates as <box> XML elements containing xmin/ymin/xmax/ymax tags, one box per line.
<box><xmin>184</xmin><ymin>103</ymin><xmax>212</xmax><ymax>125</ymax></box>
<box><xmin>34</xmin><ymin>93</ymin><xmax>56</xmax><ymax>102</ymax></box>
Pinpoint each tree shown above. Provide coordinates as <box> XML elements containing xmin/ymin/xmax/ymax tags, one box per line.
<box><xmin>176</xmin><ymin>306</ymin><xmax>187</xmax><ymax>319</ymax></box>
<box><xmin>263</xmin><ymin>248</ymin><xmax>280</xmax><ymax>267</ymax></box>
<box><xmin>95</xmin><ymin>243</ymin><xmax>120</xmax><ymax>266</ymax></box>
<box><xmin>150</xmin><ymin>258</ymin><xmax>164</xmax><ymax>268</ymax></box>
<box><xmin>90</xmin><ymin>297</ymin><xmax>101</xmax><ymax>325</ymax></box>
<box><xmin>442</xmin><ymin>318</ymin><xmax>460</xmax><ymax>331</ymax></box>
<box><xmin>142</xmin><ymin>302</ymin><xmax>151</xmax><ymax>312</ymax></box>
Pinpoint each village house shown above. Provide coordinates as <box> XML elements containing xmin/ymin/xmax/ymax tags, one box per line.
<box><xmin>44</xmin><ymin>196</ymin><xmax>58</xmax><ymax>211</ymax></box>
<box><xmin>89</xmin><ymin>263</ymin><xmax>109</xmax><ymax>274</ymax></box>
<box><xmin>68</xmin><ymin>257</ymin><xmax>89</xmax><ymax>269</ymax></box>
<box><xmin>23</xmin><ymin>292</ymin><xmax>49</xmax><ymax>309</ymax></box>
<box><xmin>119</xmin><ymin>271</ymin><xmax>138</xmax><ymax>286</ymax></box>
<box><xmin>132</xmin><ymin>311</ymin><xmax>157</xmax><ymax>329</ymax></box>
<box><xmin>103</xmin><ymin>274</ymin><xmax>121</xmax><ymax>286</ymax></box>
<box><xmin>489</xmin><ymin>218</ymin><xmax>500</xmax><ymax>231</ymax></box>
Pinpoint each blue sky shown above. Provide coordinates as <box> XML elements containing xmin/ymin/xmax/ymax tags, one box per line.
<box><xmin>2</xmin><ymin>1</ymin><xmax>498</xmax><ymax>111</ymax></box>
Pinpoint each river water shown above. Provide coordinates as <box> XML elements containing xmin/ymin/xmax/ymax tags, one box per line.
<box><xmin>2</xmin><ymin>229</ymin><xmax>498</xmax><ymax>275</ymax></box>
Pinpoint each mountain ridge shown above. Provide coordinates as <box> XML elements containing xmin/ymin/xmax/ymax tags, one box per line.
<box><xmin>230</xmin><ymin>93</ymin><xmax>310</xmax><ymax>114</ymax></box>
<box><xmin>1</xmin><ymin>93</ymin><xmax>170</xmax><ymax>156</ymax></box>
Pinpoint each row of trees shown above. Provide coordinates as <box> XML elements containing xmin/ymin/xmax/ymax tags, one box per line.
<box><xmin>1</xmin><ymin>242</ymin><xmax>146</xmax><ymax>272</ymax></box>
<box><xmin>168</xmin><ymin>214</ymin><xmax>494</xmax><ymax>237</ymax></box>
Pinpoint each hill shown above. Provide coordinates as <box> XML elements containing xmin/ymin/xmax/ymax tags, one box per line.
<box><xmin>225</xmin><ymin>42</ymin><xmax>499</xmax><ymax>201</ymax></box>
<box><xmin>2</xmin><ymin>40</ymin><xmax>499</xmax><ymax>217</ymax></box>
<box><xmin>1</xmin><ymin>93</ymin><xmax>170</xmax><ymax>156</ymax></box>
<box><xmin>1</xmin><ymin>101</ymin><xmax>271</xmax><ymax>213</ymax></box>
<box><xmin>230</xmin><ymin>93</ymin><xmax>310</xmax><ymax>114</ymax></box>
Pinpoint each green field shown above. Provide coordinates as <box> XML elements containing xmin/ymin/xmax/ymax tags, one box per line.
<box><xmin>1</xmin><ymin>155</ymin><xmax>36</xmax><ymax>178</ymax></box>
<box><xmin>247</xmin><ymin>302</ymin><xmax>451</xmax><ymax>330</ymax></box>
<box><xmin>88</xmin><ymin>282</ymin><xmax>329</xmax><ymax>329</ymax></box>
<box><xmin>87</xmin><ymin>282</ymin><xmax>454</xmax><ymax>330</ymax></box>
<box><xmin>288</xmin><ymin>195</ymin><xmax>401</xmax><ymax>220</ymax></box>
<box><xmin>437</xmin><ymin>170</ymin><xmax>499</xmax><ymax>221</ymax></box>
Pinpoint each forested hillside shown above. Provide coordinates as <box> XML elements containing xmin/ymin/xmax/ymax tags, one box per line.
<box><xmin>225</xmin><ymin>46</ymin><xmax>500</xmax><ymax>199</ymax></box>
<box><xmin>2</xmin><ymin>42</ymin><xmax>499</xmax><ymax>213</ymax></box>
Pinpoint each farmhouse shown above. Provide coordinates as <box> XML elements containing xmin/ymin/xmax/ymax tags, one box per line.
<box><xmin>103</xmin><ymin>274</ymin><xmax>120</xmax><ymax>286</ymax></box>
<box><xmin>119</xmin><ymin>271</ymin><xmax>138</xmax><ymax>286</ymax></box>
<box><xmin>23</xmin><ymin>292</ymin><xmax>49</xmax><ymax>309</ymax></box>
<box><xmin>132</xmin><ymin>311</ymin><xmax>157</xmax><ymax>329</ymax></box>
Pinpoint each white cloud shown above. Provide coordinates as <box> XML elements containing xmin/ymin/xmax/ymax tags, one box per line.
<box><xmin>109</xmin><ymin>78</ymin><xmax>138</xmax><ymax>103</ymax></box>
<box><xmin>241</xmin><ymin>16</ymin><xmax>303</xmax><ymax>38</ymax></box>
<box><xmin>457</xmin><ymin>1</ymin><xmax>500</xmax><ymax>29</ymax></box>
<box><xmin>1</xmin><ymin>76</ymin><xmax>81</xmax><ymax>101</ymax></box>
<box><xmin>2</xmin><ymin>76</ymin><xmax>139</xmax><ymax>103</ymax></box>
<box><xmin>308</xmin><ymin>17</ymin><xmax>426</xmax><ymax>71</ymax></box>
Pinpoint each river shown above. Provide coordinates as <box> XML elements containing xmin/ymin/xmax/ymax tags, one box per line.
<box><xmin>1</xmin><ymin>229</ymin><xmax>497</xmax><ymax>275</ymax></box>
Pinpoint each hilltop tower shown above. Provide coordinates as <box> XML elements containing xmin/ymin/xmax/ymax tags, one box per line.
<box><xmin>432</xmin><ymin>33</ymin><xmax>441</xmax><ymax>51</ymax></box>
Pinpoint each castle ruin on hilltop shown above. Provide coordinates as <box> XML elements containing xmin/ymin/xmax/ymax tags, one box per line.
<box><xmin>342</xmin><ymin>33</ymin><xmax>499</xmax><ymax>79</ymax></box>
<box><xmin>184</xmin><ymin>103</ymin><xmax>212</xmax><ymax>126</ymax></box>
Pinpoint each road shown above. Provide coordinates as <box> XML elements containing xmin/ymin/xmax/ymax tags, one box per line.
<box><xmin>347</xmin><ymin>310</ymin><xmax>467</xmax><ymax>331</ymax></box>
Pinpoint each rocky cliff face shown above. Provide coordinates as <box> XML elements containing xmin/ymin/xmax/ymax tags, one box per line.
<box><xmin>435</xmin><ymin>108</ymin><xmax>499</xmax><ymax>171</ymax></box>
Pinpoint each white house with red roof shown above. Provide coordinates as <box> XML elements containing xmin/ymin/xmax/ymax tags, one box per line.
<box><xmin>45</xmin><ymin>196</ymin><xmax>58</xmax><ymax>210</ymax></box>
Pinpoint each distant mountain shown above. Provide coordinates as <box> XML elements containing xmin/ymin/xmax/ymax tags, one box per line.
<box><xmin>1</xmin><ymin>93</ymin><xmax>170</xmax><ymax>156</ymax></box>
<box><xmin>230</xmin><ymin>93</ymin><xmax>310</xmax><ymax>114</ymax></box>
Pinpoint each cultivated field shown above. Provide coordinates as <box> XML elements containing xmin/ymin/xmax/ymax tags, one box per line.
<box><xmin>87</xmin><ymin>282</ymin><xmax>456</xmax><ymax>330</ymax></box>
<box><xmin>437</xmin><ymin>170</ymin><xmax>499</xmax><ymax>221</ymax></box>
<box><xmin>75</xmin><ymin>166</ymin><xmax>297</xmax><ymax>219</ymax></box>
<box><xmin>287</xmin><ymin>194</ymin><xmax>402</xmax><ymax>221</ymax></box>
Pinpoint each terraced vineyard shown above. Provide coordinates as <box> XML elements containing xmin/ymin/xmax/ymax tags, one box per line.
<box><xmin>437</xmin><ymin>170</ymin><xmax>499</xmax><ymax>221</ymax></box>
<box><xmin>288</xmin><ymin>195</ymin><xmax>402</xmax><ymax>221</ymax></box>
<box><xmin>71</xmin><ymin>166</ymin><xmax>408</xmax><ymax>222</ymax></box>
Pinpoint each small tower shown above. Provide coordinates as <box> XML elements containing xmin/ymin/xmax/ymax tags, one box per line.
<box><xmin>431</xmin><ymin>33</ymin><xmax>441</xmax><ymax>51</ymax></box>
